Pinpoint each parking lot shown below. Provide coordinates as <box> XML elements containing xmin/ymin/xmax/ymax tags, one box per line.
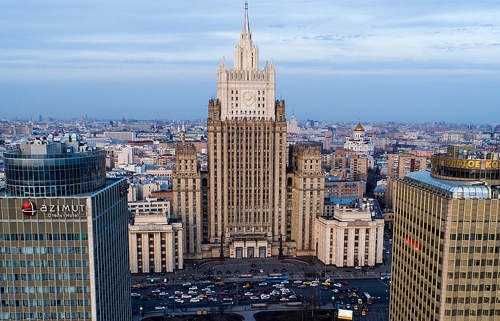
<box><xmin>132</xmin><ymin>255</ymin><xmax>391</xmax><ymax>320</ymax></box>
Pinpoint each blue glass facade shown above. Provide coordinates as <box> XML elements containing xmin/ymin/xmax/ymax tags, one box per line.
<box><xmin>4</xmin><ymin>150</ymin><xmax>106</xmax><ymax>197</ymax></box>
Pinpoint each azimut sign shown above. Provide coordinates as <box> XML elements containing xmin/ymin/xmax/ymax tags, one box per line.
<box><xmin>39</xmin><ymin>204</ymin><xmax>86</xmax><ymax>218</ymax></box>
<box><xmin>21</xmin><ymin>201</ymin><xmax>86</xmax><ymax>218</ymax></box>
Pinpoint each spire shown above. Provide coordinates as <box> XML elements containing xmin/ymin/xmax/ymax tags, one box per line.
<box><xmin>242</xmin><ymin>1</ymin><xmax>250</xmax><ymax>35</ymax></box>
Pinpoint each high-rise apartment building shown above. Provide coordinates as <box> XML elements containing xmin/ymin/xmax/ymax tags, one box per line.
<box><xmin>389</xmin><ymin>145</ymin><xmax>500</xmax><ymax>321</ymax></box>
<box><xmin>386</xmin><ymin>152</ymin><xmax>428</xmax><ymax>209</ymax></box>
<box><xmin>0</xmin><ymin>136</ymin><xmax>131</xmax><ymax>321</ymax></box>
<box><xmin>173</xmin><ymin>2</ymin><xmax>323</xmax><ymax>259</ymax></box>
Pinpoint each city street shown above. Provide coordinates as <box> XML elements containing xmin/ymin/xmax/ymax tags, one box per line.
<box><xmin>132</xmin><ymin>256</ymin><xmax>392</xmax><ymax>320</ymax></box>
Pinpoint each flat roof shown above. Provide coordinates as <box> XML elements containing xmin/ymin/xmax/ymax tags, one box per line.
<box><xmin>405</xmin><ymin>171</ymin><xmax>490</xmax><ymax>199</ymax></box>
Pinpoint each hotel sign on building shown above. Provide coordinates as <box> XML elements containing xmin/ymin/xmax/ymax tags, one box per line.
<box><xmin>18</xmin><ymin>198</ymin><xmax>88</xmax><ymax>219</ymax></box>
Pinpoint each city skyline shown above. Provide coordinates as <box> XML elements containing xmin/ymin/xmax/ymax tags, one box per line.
<box><xmin>1</xmin><ymin>1</ymin><xmax>499</xmax><ymax>124</ymax></box>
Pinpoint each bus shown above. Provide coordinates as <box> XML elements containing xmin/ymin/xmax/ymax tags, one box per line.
<box><xmin>265</xmin><ymin>275</ymin><xmax>288</xmax><ymax>283</ymax></box>
<box><xmin>251</xmin><ymin>303</ymin><xmax>268</xmax><ymax>309</ymax></box>
<box><xmin>363</xmin><ymin>292</ymin><xmax>373</xmax><ymax>305</ymax></box>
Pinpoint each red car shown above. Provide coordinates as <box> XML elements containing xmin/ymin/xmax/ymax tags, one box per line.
<box><xmin>340</xmin><ymin>281</ymin><xmax>349</xmax><ymax>285</ymax></box>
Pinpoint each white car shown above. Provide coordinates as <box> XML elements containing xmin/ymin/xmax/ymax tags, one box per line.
<box><xmin>258</xmin><ymin>282</ymin><xmax>268</xmax><ymax>286</ymax></box>
<box><xmin>189</xmin><ymin>286</ymin><xmax>198</xmax><ymax>290</ymax></box>
<box><xmin>354</xmin><ymin>266</ymin><xmax>362</xmax><ymax>270</ymax></box>
<box><xmin>155</xmin><ymin>306</ymin><xmax>166</xmax><ymax>310</ymax></box>
<box><xmin>181</xmin><ymin>294</ymin><xmax>192</xmax><ymax>299</ymax></box>
<box><xmin>190</xmin><ymin>298</ymin><xmax>200</xmax><ymax>303</ymax></box>
<box><xmin>131</xmin><ymin>293</ymin><xmax>141</xmax><ymax>298</ymax></box>
<box><xmin>175</xmin><ymin>299</ymin><xmax>184</xmax><ymax>304</ymax></box>
<box><xmin>250</xmin><ymin>296</ymin><xmax>259</xmax><ymax>300</ymax></box>
<box><xmin>333</xmin><ymin>283</ymin><xmax>343</xmax><ymax>288</ymax></box>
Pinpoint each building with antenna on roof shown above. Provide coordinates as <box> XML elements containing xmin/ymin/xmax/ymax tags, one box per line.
<box><xmin>173</xmin><ymin>2</ymin><xmax>324</xmax><ymax>259</ymax></box>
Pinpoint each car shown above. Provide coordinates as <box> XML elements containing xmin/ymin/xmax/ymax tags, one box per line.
<box><xmin>332</xmin><ymin>289</ymin><xmax>339</xmax><ymax>293</ymax></box>
<box><xmin>341</xmin><ymin>281</ymin><xmax>349</xmax><ymax>285</ymax></box>
<box><xmin>281</xmin><ymin>280</ymin><xmax>289</xmax><ymax>284</ymax></box>
<box><xmin>354</xmin><ymin>266</ymin><xmax>362</xmax><ymax>270</ymax></box>
<box><xmin>222</xmin><ymin>297</ymin><xmax>233</xmax><ymax>302</ymax></box>
<box><xmin>386</xmin><ymin>251</ymin><xmax>390</xmax><ymax>254</ymax></box>
<box><xmin>303</xmin><ymin>281</ymin><xmax>312</xmax><ymax>285</ymax></box>
<box><xmin>280</xmin><ymin>297</ymin><xmax>289</xmax><ymax>302</ymax></box>
<box><xmin>181</xmin><ymin>294</ymin><xmax>192</xmax><ymax>299</ymax></box>
<box><xmin>361</xmin><ymin>311</ymin><xmax>367</xmax><ymax>316</ymax></box>
<box><xmin>260</xmin><ymin>269</ymin><xmax>264</xmax><ymax>273</ymax></box>
<box><xmin>321</xmin><ymin>281</ymin><xmax>330</xmax><ymax>286</ymax></box>
<box><xmin>310</xmin><ymin>283</ymin><xmax>318</xmax><ymax>287</ymax></box>
<box><xmin>298</xmin><ymin>284</ymin><xmax>307</xmax><ymax>289</ymax></box>
<box><xmin>188</xmin><ymin>291</ymin><xmax>197</xmax><ymax>295</ymax></box>
<box><xmin>131</xmin><ymin>293</ymin><xmax>141</xmax><ymax>298</ymax></box>
<box><xmin>182</xmin><ymin>282</ymin><xmax>191</xmax><ymax>287</ymax></box>
<box><xmin>333</xmin><ymin>283</ymin><xmax>342</xmax><ymax>288</ymax></box>
<box><xmin>155</xmin><ymin>306</ymin><xmax>166</xmax><ymax>310</ymax></box>
<box><xmin>294</xmin><ymin>280</ymin><xmax>303</xmax><ymax>284</ymax></box>
<box><xmin>175</xmin><ymin>299</ymin><xmax>184</xmax><ymax>304</ymax></box>
<box><xmin>209</xmin><ymin>297</ymin><xmax>218</xmax><ymax>302</ymax></box>
<box><xmin>346</xmin><ymin>304</ymin><xmax>351</xmax><ymax>309</ymax></box>
<box><xmin>151</xmin><ymin>289</ymin><xmax>161</xmax><ymax>293</ymax></box>
<box><xmin>190</xmin><ymin>298</ymin><xmax>200</xmax><ymax>303</ymax></box>
<box><xmin>258</xmin><ymin>282</ymin><xmax>268</xmax><ymax>286</ymax></box>
<box><xmin>189</xmin><ymin>286</ymin><xmax>198</xmax><ymax>290</ymax></box>
<box><xmin>250</xmin><ymin>296</ymin><xmax>259</xmax><ymax>300</ymax></box>
<box><xmin>353</xmin><ymin>305</ymin><xmax>359</xmax><ymax>310</ymax></box>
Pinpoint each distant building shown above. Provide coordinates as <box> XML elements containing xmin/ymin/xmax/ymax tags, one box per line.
<box><xmin>344</xmin><ymin>123</ymin><xmax>374</xmax><ymax>156</ymax></box>
<box><xmin>103</xmin><ymin>131</ymin><xmax>136</xmax><ymax>141</ymax></box>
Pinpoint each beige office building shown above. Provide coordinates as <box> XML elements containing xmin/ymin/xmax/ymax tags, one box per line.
<box><xmin>390</xmin><ymin>145</ymin><xmax>500</xmax><ymax>321</ymax></box>
<box><xmin>129</xmin><ymin>214</ymin><xmax>183</xmax><ymax>274</ymax></box>
<box><xmin>316</xmin><ymin>199</ymin><xmax>384</xmax><ymax>267</ymax></box>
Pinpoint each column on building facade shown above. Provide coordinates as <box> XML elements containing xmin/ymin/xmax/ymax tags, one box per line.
<box><xmin>154</xmin><ymin>232</ymin><xmax>161</xmax><ymax>273</ymax></box>
<box><xmin>376</xmin><ymin>223</ymin><xmax>384</xmax><ymax>264</ymax></box>
<box><xmin>142</xmin><ymin>232</ymin><xmax>150</xmax><ymax>272</ymax></box>
<box><xmin>358</xmin><ymin>228</ymin><xmax>366</xmax><ymax>266</ymax></box>
<box><xmin>367</xmin><ymin>227</ymin><xmax>376</xmax><ymax>266</ymax></box>
<box><xmin>165</xmin><ymin>229</ymin><xmax>174</xmax><ymax>272</ymax></box>
<box><xmin>336</xmin><ymin>227</ymin><xmax>344</xmax><ymax>266</ymax></box>
<box><xmin>347</xmin><ymin>228</ymin><xmax>356</xmax><ymax>266</ymax></box>
<box><xmin>176</xmin><ymin>229</ymin><xmax>184</xmax><ymax>270</ymax></box>
<box><xmin>129</xmin><ymin>233</ymin><xmax>138</xmax><ymax>273</ymax></box>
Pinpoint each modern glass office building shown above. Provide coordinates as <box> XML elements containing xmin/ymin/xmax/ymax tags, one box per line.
<box><xmin>390</xmin><ymin>145</ymin><xmax>500</xmax><ymax>320</ymax></box>
<box><xmin>0</xmin><ymin>137</ymin><xmax>131</xmax><ymax>321</ymax></box>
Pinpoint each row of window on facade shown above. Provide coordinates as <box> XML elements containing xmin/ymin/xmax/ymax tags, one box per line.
<box><xmin>0</xmin><ymin>312</ymin><xmax>91</xmax><ymax>320</ymax></box>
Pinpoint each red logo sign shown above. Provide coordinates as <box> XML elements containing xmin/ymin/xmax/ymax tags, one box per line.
<box><xmin>21</xmin><ymin>201</ymin><xmax>37</xmax><ymax>216</ymax></box>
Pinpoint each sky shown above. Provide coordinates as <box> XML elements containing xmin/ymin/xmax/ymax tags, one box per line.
<box><xmin>1</xmin><ymin>0</ymin><xmax>499</xmax><ymax>124</ymax></box>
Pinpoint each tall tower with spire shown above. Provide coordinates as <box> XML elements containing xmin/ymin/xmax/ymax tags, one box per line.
<box><xmin>205</xmin><ymin>1</ymin><xmax>287</xmax><ymax>259</ymax></box>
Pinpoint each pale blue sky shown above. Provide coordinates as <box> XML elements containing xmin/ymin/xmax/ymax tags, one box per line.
<box><xmin>1</xmin><ymin>1</ymin><xmax>499</xmax><ymax>124</ymax></box>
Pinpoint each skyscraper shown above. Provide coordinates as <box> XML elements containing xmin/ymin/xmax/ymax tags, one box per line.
<box><xmin>173</xmin><ymin>2</ymin><xmax>323</xmax><ymax>259</ymax></box>
<box><xmin>0</xmin><ymin>136</ymin><xmax>131</xmax><ymax>321</ymax></box>
<box><xmin>207</xmin><ymin>1</ymin><xmax>287</xmax><ymax>258</ymax></box>
<box><xmin>389</xmin><ymin>145</ymin><xmax>500</xmax><ymax>320</ymax></box>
